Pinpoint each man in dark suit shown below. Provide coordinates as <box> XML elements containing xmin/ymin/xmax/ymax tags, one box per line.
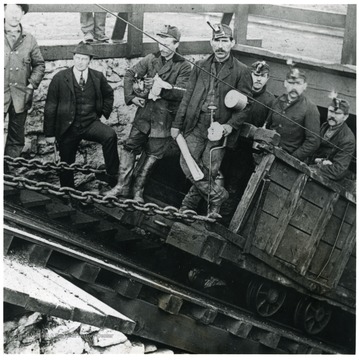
<box><xmin>171</xmin><ymin>23</ymin><xmax>252</xmax><ymax>218</ymax></box>
<box><xmin>44</xmin><ymin>42</ymin><xmax>118</xmax><ymax>188</ymax></box>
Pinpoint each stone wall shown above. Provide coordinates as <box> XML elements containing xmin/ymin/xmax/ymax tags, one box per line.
<box><xmin>5</xmin><ymin>55</ymin><xmax>205</xmax><ymax>189</ymax></box>
<box><xmin>4</xmin><ymin>312</ymin><xmax>181</xmax><ymax>354</ymax></box>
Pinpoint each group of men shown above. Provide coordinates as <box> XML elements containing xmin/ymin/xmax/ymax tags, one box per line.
<box><xmin>4</xmin><ymin>4</ymin><xmax>356</xmax><ymax>219</ymax></box>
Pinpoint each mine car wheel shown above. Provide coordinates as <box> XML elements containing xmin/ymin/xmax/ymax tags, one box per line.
<box><xmin>294</xmin><ymin>298</ymin><xmax>332</xmax><ymax>335</ymax></box>
<box><xmin>246</xmin><ymin>280</ymin><xmax>287</xmax><ymax>317</ymax></box>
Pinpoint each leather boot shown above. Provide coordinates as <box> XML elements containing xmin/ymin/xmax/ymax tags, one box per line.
<box><xmin>132</xmin><ymin>154</ymin><xmax>157</xmax><ymax>203</ymax></box>
<box><xmin>103</xmin><ymin>147</ymin><xmax>135</xmax><ymax>197</ymax></box>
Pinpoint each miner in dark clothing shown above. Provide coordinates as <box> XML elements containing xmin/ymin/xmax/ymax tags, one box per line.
<box><xmin>267</xmin><ymin>67</ymin><xmax>320</xmax><ymax>162</ymax></box>
<box><xmin>310</xmin><ymin>97</ymin><xmax>355</xmax><ymax>184</ymax></box>
<box><xmin>44</xmin><ymin>42</ymin><xmax>118</xmax><ymax>188</ymax></box>
<box><xmin>221</xmin><ymin>60</ymin><xmax>275</xmax><ymax>223</ymax></box>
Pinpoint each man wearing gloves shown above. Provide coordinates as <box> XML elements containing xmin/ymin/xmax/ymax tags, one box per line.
<box><xmin>105</xmin><ymin>25</ymin><xmax>191</xmax><ymax>202</ymax></box>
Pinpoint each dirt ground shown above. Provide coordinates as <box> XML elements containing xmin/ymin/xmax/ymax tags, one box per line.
<box><xmin>21</xmin><ymin>4</ymin><xmax>348</xmax><ymax>64</ymax></box>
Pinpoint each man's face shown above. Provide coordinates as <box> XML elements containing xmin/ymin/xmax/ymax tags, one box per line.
<box><xmin>158</xmin><ymin>36</ymin><xmax>179</xmax><ymax>60</ymax></box>
<box><xmin>210</xmin><ymin>37</ymin><xmax>234</xmax><ymax>62</ymax></box>
<box><xmin>73</xmin><ymin>54</ymin><xmax>91</xmax><ymax>71</ymax></box>
<box><xmin>327</xmin><ymin>106</ymin><xmax>348</xmax><ymax>127</ymax></box>
<box><xmin>4</xmin><ymin>4</ymin><xmax>24</xmax><ymax>28</ymax></box>
<box><xmin>284</xmin><ymin>78</ymin><xmax>307</xmax><ymax>101</ymax></box>
<box><xmin>251</xmin><ymin>72</ymin><xmax>269</xmax><ymax>92</ymax></box>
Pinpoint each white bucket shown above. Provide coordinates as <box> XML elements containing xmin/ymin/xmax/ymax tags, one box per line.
<box><xmin>224</xmin><ymin>90</ymin><xmax>248</xmax><ymax>110</ymax></box>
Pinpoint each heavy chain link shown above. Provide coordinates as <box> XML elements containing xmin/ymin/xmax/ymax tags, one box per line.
<box><xmin>4</xmin><ymin>174</ymin><xmax>215</xmax><ymax>223</ymax></box>
<box><xmin>4</xmin><ymin>155</ymin><xmax>105</xmax><ymax>175</ymax></box>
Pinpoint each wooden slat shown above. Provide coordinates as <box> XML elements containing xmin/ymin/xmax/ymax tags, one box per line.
<box><xmin>266</xmin><ymin>173</ymin><xmax>308</xmax><ymax>255</ymax></box>
<box><xmin>127</xmin><ymin>6</ymin><xmax>144</xmax><ymax>58</ymax></box>
<box><xmin>341</xmin><ymin>4</ymin><xmax>357</xmax><ymax>65</ymax></box>
<box><xmin>111</xmin><ymin>12</ymin><xmax>128</xmax><ymax>41</ymax></box>
<box><xmin>297</xmin><ymin>192</ymin><xmax>339</xmax><ymax>275</ymax></box>
<box><xmin>234</xmin><ymin>5</ymin><xmax>249</xmax><ymax>45</ymax></box>
<box><xmin>229</xmin><ymin>154</ymin><xmax>275</xmax><ymax>234</ymax></box>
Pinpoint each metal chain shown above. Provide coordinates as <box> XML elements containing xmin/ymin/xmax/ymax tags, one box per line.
<box><xmin>4</xmin><ymin>155</ymin><xmax>106</xmax><ymax>175</ymax></box>
<box><xmin>4</xmin><ymin>174</ymin><xmax>215</xmax><ymax>224</ymax></box>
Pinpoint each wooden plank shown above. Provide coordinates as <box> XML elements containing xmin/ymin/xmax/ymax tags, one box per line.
<box><xmin>67</xmin><ymin>262</ymin><xmax>101</xmax><ymax>283</ymax></box>
<box><xmin>249</xmin><ymin>4</ymin><xmax>346</xmax><ymax>29</ymax></box>
<box><xmin>114</xmin><ymin>278</ymin><xmax>143</xmax><ymax>299</ymax></box>
<box><xmin>127</xmin><ymin>6</ymin><xmax>144</xmax><ymax>58</ymax></box>
<box><xmin>249</xmin><ymin>328</ymin><xmax>281</xmax><ymax>349</ymax></box>
<box><xmin>46</xmin><ymin>201</ymin><xmax>76</xmax><ymax>219</ymax></box>
<box><xmin>223</xmin><ymin>318</ymin><xmax>253</xmax><ymax>338</ymax></box>
<box><xmin>69</xmin><ymin>212</ymin><xmax>100</xmax><ymax>230</ymax></box>
<box><xmin>341</xmin><ymin>4</ymin><xmax>356</xmax><ymax>65</ymax></box>
<box><xmin>158</xmin><ymin>294</ymin><xmax>183</xmax><ymax>315</ymax></box>
<box><xmin>189</xmin><ymin>307</ymin><xmax>218</xmax><ymax>325</ymax></box>
<box><xmin>19</xmin><ymin>190</ymin><xmax>52</xmax><ymax>208</ymax></box>
<box><xmin>221</xmin><ymin>13</ymin><xmax>234</xmax><ymax>25</ymax></box>
<box><xmin>23</xmin><ymin>244</ymin><xmax>53</xmax><ymax>267</ymax></box>
<box><xmin>111</xmin><ymin>12</ymin><xmax>128</xmax><ymax>41</ymax></box>
<box><xmin>234</xmin><ymin>5</ymin><xmax>249</xmax><ymax>45</ymax></box>
<box><xmin>297</xmin><ymin>192</ymin><xmax>339</xmax><ymax>275</ymax></box>
<box><xmin>229</xmin><ymin>154</ymin><xmax>275</xmax><ymax>233</ymax></box>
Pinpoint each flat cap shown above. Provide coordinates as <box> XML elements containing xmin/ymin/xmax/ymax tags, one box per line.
<box><xmin>157</xmin><ymin>25</ymin><xmax>181</xmax><ymax>41</ymax></box>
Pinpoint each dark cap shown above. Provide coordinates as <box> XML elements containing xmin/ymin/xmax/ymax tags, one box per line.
<box><xmin>72</xmin><ymin>42</ymin><xmax>96</xmax><ymax>58</ymax></box>
<box><xmin>251</xmin><ymin>61</ymin><xmax>270</xmax><ymax>75</ymax></box>
<box><xmin>330</xmin><ymin>97</ymin><xmax>350</xmax><ymax>114</ymax></box>
<box><xmin>5</xmin><ymin>4</ymin><xmax>29</xmax><ymax>14</ymax></box>
<box><xmin>156</xmin><ymin>25</ymin><xmax>181</xmax><ymax>42</ymax></box>
<box><xmin>286</xmin><ymin>67</ymin><xmax>306</xmax><ymax>81</ymax></box>
<box><xmin>209</xmin><ymin>23</ymin><xmax>233</xmax><ymax>39</ymax></box>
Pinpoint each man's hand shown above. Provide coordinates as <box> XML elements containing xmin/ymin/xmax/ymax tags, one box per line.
<box><xmin>132</xmin><ymin>97</ymin><xmax>146</xmax><ymax>108</ymax></box>
<box><xmin>222</xmin><ymin>124</ymin><xmax>233</xmax><ymax>137</ymax></box>
<box><xmin>144</xmin><ymin>77</ymin><xmax>154</xmax><ymax>90</ymax></box>
<box><xmin>46</xmin><ymin>137</ymin><xmax>56</xmax><ymax>144</ymax></box>
<box><xmin>171</xmin><ymin>127</ymin><xmax>180</xmax><ymax>140</ymax></box>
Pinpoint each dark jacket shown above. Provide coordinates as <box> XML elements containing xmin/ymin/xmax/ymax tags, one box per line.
<box><xmin>4</xmin><ymin>25</ymin><xmax>45</xmax><ymax>113</ymax></box>
<box><xmin>267</xmin><ymin>93</ymin><xmax>320</xmax><ymax>161</ymax></box>
<box><xmin>124</xmin><ymin>51</ymin><xmax>191</xmax><ymax>138</ymax></box>
<box><xmin>44</xmin><ymin>67</ymin><xmax>114</xmax><ymax>139</ymax></box>
<box><xmin>172</xmin><ymin>53</ymin><xmax>253</xmax><ymax>148</ymax></box>
<box><xmin>247</xmin><ymin>85</ymin><xmax>275</xmax><ymax>127</ymax></box>
<box><xmin>312</xmin><ymin>122</ymin><xmax>355</xmax><ymax>180</ymax></box>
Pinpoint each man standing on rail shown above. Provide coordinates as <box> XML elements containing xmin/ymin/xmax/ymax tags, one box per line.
<box><xmin>4</xmin><ymin>4</ymin><xmax>45</xmax><ymax>164</ymax></box>
<box><xmin>221</xmin><ymin>60</ymin><xmax>275</xmax><ymax>223</ymax></box>
<box><xmin>266</xmin><ymin>67</ymin><xmax>320</xmax><ymax>162</ymax></box>
<box><xmin>44</xmin><ymin>42</ymin><xmax>118</xmax><ymax>189</ymax></box>
<box><xmin>105</xmin><ymin>25</ymin><xmax>191</xmax><ymax>202</ymax></box>
<box><xmin>170</xmin><ymin>23</ymin><xmax>252</xmax><ymax>219</ymax></box>
<box><xmin>310</xmin><ymin>96</ymin><xmax>355</xmax><ymax>184</ymax></box>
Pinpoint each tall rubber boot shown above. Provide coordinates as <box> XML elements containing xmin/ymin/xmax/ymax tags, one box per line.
<box><xmin>103</xmin><ymin>146</ymin><xmax>135</xmax><ymax>197</ymax></box>
<box><xmin>132</xmin><ymin>154</ymin><xmax>158</xmax><ymax>203</ymax></box>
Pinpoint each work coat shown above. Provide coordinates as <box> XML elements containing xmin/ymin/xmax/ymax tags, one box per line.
<box><xmin>124</xmin><ymin>51</ymin><xmax>192</xmax><ymax>138</ymax></box>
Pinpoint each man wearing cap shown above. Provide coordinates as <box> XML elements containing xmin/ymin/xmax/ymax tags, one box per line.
<box><xmin>171</xmin><ymin>23</ymin><xmax>252</xmax><ymax>219</ymax></box>
<box><xmin>267</xmin><ymin>67</ymin><xmax>320</xmax><ymax>162</ymax></box>
<box><xmin>44</xmin><ymin>42</ymin><xmax>118</xmax><ymax>189</ymax></box>
<box><xmin>105</xmin><ymin>25</ymin><xmax>191</xmax><ymax>202</ymax></box>
<box><xmin>310</xmin><ymin>97</ymin><xmax>355</xmax><ymax>182</ymax></box>
<box><xmin>4</xmin><ymin>4</ymin><xmax>45</xmax><ymax>162</ymax></box>
<box><xmin>221</xmin><ymin>60</ymin><xmax>275</xmax><ymax>223</ymax></box>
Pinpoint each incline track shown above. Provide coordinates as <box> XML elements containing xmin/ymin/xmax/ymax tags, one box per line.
<box><xmin>3</xmin><ymin>186</ymin><xmax>354</xmax><ymax>354</ymax></box>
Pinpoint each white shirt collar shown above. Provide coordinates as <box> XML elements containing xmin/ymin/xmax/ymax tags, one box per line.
<box><xmin>73</xmin><ymin>67</ymin><xmax>89</xmax><ymax>84</ymax></box>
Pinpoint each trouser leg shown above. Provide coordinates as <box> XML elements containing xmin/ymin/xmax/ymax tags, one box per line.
<box><xmin>80</xmin><ymin>12</ymin><xmax>95</xmax><ymax>41</ymax></box>
<box><xmin>93</xmin><ymin>12</ymin><xmax>109</xmax><ymax>41</ymax></box>
<box><xmin>4</xmin><ymin>105</ymin><xmax>27</xmax><ymax>158</ymax></box>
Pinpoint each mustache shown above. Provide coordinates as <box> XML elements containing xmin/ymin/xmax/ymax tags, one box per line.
<box><xmin>215</xmin><ymin>49</ymin><xmax>225</xmax><ymax>52</ymax></box>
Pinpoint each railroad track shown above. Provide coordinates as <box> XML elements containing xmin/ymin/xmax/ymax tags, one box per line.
<box><xmin>3</xmin><ymin>186</ymin><xmax>353</xmax><ymax>354</ymax></box>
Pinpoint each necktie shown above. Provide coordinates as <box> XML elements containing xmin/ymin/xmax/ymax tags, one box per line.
<box><xmin>79</xmin><ymin>71</ymin><xmax>85</xmax><ymax>90</ymax></box>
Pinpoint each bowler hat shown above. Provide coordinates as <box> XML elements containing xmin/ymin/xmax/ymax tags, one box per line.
<box><xmin>251</xmin><ymin>61</ymin><xmax>270</xmax><ymax>75</ymax></box>
<box><xmin>157</xmin><ymin>25</ymin><xmax>181</xmax><ymax>42</ymax></box>
<box><xmin>286</xmin><ymin>67</ymin><xmax>306</xmax><ymax>81</ymax></box>
<box><xmin>73</xmin><ymin>42</ymin><xmax>96</xmax><ymax>58</ymax></box>
<box><xmin>210</xmin><ymin>23</ymin><xmax>233</xmax><ymax>39</ymax></box>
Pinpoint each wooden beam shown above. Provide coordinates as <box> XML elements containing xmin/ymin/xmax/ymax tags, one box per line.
<box><xmin>127</xmin><ymin>6</ymin><xmax>144</xmax><ymax>58</ymax></box>
<box><xmin>221</xmin><ymin>13</ymin><xmax>234</xmax><ymax>25</ymax></box>
<box><xmin>111</xmin><ymin>12</ymin><xmax>128</xmax><ymax>42</ymax></box>
<box><xmin>341</xmin><ymin>4</ymin><xmax>356</xmax><ymax>65</ymax></box>
<box><xmin>234</xmin><ymin>5</ymin><xmax>249</xmax><ymax>45</ymax></box>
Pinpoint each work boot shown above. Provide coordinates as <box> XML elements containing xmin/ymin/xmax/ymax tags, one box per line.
<box><xmin>207</xmin><ymin>188</ymin><xmax>229</xmax><ymax>219</ymax></box>
<box><xmin>132</xmin><ymin>154</ymin><xmax>158</xmax><ymax>203</ymax></box>
<box><xmin>180</xmin><ymin>185</ymin><xmax>202</xmax><ymax>212</ymax></box>
<box><xmin>103</xmin><ymin>147</ymin><xmax>135</xmax><ymax>198</ymax></box>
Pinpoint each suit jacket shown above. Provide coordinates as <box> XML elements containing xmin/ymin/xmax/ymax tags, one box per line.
<box><xmin>312</xmin><ymin>122</ymin><xmax>355</xmax><ymax>180</ymax></box>
<box><xmin>124</xmin><ymin>51</ymin><xmax>191</xmax><ymax>138</ymax></box>
<box><xmin>4</xmin><ymin>25</ymin><xmax>45</xmax><ymax>113</ymax></box>
<box><xmin>172</xmin><ymin>53</ymin><xmax>252</xmax><ymax>148</ymax></box>
<box><xmin>44</xmin><ymin>67</ymin><xmax>114</xmax><ymax>139</ymax></box>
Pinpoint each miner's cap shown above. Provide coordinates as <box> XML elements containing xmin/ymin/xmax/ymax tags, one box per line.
<box><xmin>156</xmin><ymin>25</ymin><xmax>181</xmax><ymax>42</ymax></box>
<box><xmin>211</xmin><ymin>23</ymin><xmax>233</xmax><ymax>39</ymax></box>
<box><xmin>251</xmin><ymin>61</ymin><xmax>270</xmax><ymax>75</ymax></box>
<box><xmin>286</xmin><ymin>67</ymin><xmax>306</xmax><ymax>81</ymax></box>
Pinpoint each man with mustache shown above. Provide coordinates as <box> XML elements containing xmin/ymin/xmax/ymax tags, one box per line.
<box><xmin>310</xmin><ymin>97</ymin><xmax>355</xmax><ymax>182</ymax></box>
<box><xmin>171</xmin><ymin>23</ymin><xmax>252</xmax><ymax>218</ymax></box>
<box><xmin>267</xmin><ymin>67</ymin><xmax>320</xmax><ymax>162</ymax></box>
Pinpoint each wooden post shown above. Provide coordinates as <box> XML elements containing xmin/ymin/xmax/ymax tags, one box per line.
<box><xmin>221</xmin><ymin>13</ymin><xmax>234</xmax><ymax>25</ymax></box>
<box><xmin>111</xmin><ymin>13</ymin><xmax>128</xmax><ymax>42</ymax></box>
<box><xmin>127</xmin><ymin>5</ymin><xmax>144</xmax><ymax>58</ymax></box>
<box><xmin>341</xmin><ymin>4</ymin><xmax>356</xmax><ymax>65</ymax></box>
<box><xmin>233</xmin><ymin>5</ymin><xmax>249</xmax><ymax>45</ymax></box>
